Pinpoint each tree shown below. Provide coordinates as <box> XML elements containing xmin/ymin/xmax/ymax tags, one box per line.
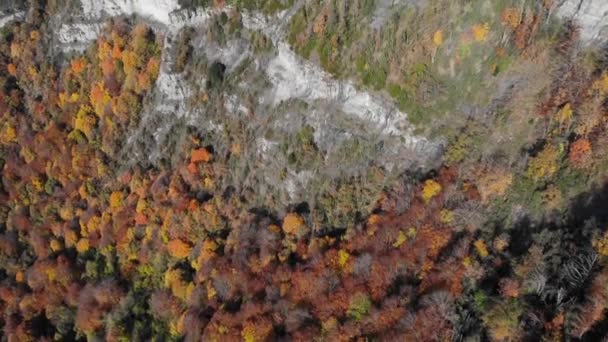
<box><xmin>70</xmin><ymin>57</ymin><xmax>87</xmax><ymax>75</ymax></box>
<box><xmin>282</xmin><ymin>213</ymin><xmax>306</xmax><ymax>236</ymax></box>
<box><xmin>191</xmin><ymin>147</ymin><xmax>212</xmax><ymax>163</ymax></box>
<box><xmin>207</xmin><ymin>62</ymin><xmax>226</xmax><ymax>90</ymax></box>
<box><xmin>167</xmin><ymin>239</ymin><xmax>192</xmax><ymax>259</ymax></box>
<box><xmin>568</xmin><ymin>138</ymin><xmax>591</xmax><ymax>166</ymax></box>
<box><xmin>421</xmin><ymin>179</ymin><xmax>442</xmax><ymax>204</ymax></box>
<box><xmin>527</xmin><ymin>144</ymin><xmax>560</xmax><ymax>182</ymax></box>
<box><xmin>482</xmin><ymin>300</ymin><xmax>524</xmax><ymax>341</ymax></box>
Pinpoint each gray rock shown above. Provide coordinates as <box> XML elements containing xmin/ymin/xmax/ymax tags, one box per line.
<box><xmin>556</xmin><ymin>0</ymin><xmax>608</xmax><ymax>43</ymax></box>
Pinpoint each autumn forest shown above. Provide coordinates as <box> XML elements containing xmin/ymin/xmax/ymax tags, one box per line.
<box><xmin>3</xmin><ymin>0</ymin><xmax>608</xmax><ymax>341</ymax></box>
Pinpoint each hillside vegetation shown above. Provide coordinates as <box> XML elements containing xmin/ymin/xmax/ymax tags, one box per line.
<box><xmin>2</xmin><ymin>0</ymin><xmax>608</xmax><ymax>340</ymax></box>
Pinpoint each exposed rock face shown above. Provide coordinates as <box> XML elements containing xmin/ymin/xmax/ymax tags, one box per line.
<box><xmin>80</xmin><ymin>0</ymin><xmax>180</xmax><ymax>25</ymax></box>
<box><xmin>50</xmin><ymin>0</ymin><xmax>446</xmax><ymax>203</ymax></box>
<box><xmin>57</xmin><ymin>23</ymin><xmax>103</xmax><ymax>51</ymax></box>
<box><xmin>15</xmin><ymin>0</ymin><xmax>608</xmax><ymax>203</ymax></box>
<box><xmin>556</xmin><ymin>0</ymin><xmax>608</xmax><ymax>43</ymax></box>
<box><xmin>0</xmin><ymin>11</ymin><xmax>24</xmax><ymax>29</ymax></box>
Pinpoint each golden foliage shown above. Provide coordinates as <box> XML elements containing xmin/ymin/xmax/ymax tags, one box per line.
<box><xmin>136</xmin><ymin>198</ymin><xmax>147</xmax><ymax>213</ymax></box>
<box><xmin>121</xmin><ymin>50</ymin><xmax>139</xmax><ymax>75</ymax></box>
<box><xmin>164</xmin><ymin>269</ymin><xmax>194</xmax><ymax>301</ymax></box>
<box><xmin>474</xmin><ymin>239</ymin><xmax>489</xmax><ymax>258</ymax></box>
<box><xmin>433</xmin><ymin>30</ymin><xmax>443</xmax><ymax>46</ymax></box>
<box><xmin>110</xmin><ymin>191</ymin><xmax>124</xmax><ymax>209</ymax></box>
<box><xmin>0</xmin><ymin>123</ymin><xmax>17</xmax><ymax>144</ymax></box>
<box><xmin>501</xmin><ymin>8</ymin><xmax>521</xmax><ymax>29</ymax></box>
<box><xmin>197</xmin><ymin>239</ymin><xmax>219</xmax><ymax>265</ymax></box>
<box><xmin>557</xmin><ymin>103</ymin><xmax>573</xmax><ymax>126</ymax></box>
<box><xmin>593</xmin><ymin>231</ymin><xmax>608</xmax><ymax>257</ymax></box>
<box><xmin>477</xmin><ymin>169</ymin><xmax>513</xmax><ymax>203</ymax></box>
<box><xmin>74</xmin><ymin>105</ymin><xmax>97</xmax><ymax>140</ymax></box>
<box><xmin>312</xmin><ymin>11</ymin><xmax>328</xmax><ymax>35</ymax></box>
<box><xmin>146</xmin><ymin>57</ymin><xmax>161</xmax><ymax>80</ymax></box>
<box><xmin>421</xmin><ymin>179</ymin><xmax>442</xmax><ymax>204</ymax></box>
<box><xmin>89</xmin><ymin>82</ymin><xmax>111</xmax><ymax>117</ymax></box>
<box><xmin>50</xmin><ymin>239</ymin><xmax>63</xmax><ymax>252</ymax></box>
<box><xmin>241</xmin><ymin>318</ymin><xmax>273</xmax><ymax>342</ymax></box>
<box><xmin>472</xmin><ymin>23</ymin><xmax>490</xmax><ymax>42</ymax></box>
<box><xmin>439</xmin><ymin>209</ymin><xmax>454</xmax><ymax>224</ymax></box>
<box><xmin>10</xmin><ymin>42</ymin><xmax>22</xmax><ymax>59</ymax></box>
<box><xmin>592</xmin><ymin>73</ymin><xmax>608</xmax><ymax>96</ymax></box>
<box><xmin>338</xmin><ymin>249</ymin><xmax>350</xmax><ymax>268</ymax></box>
<box><xmin>63</xmin><ymin>230</ymin><xmax>78</xmax><ymax>247</ymax></box>
<box><xmin>76</xmin><ymin>238</ymin><xmax>90</xmax><ymax>253</ymax></box>
<box><xmin>97</xmin><ymin>39</ymin><xmax>112</xmax><ymax>61</ymax></box>
<box><xmin>167</xmin><ymin>239</ymin><xmax>192</xmax><ymax>259</ymax></box>
<box><xmin>30</xmin><ymin>30</ymin><xmax>40</xmax><ymax>41</ymax></box>
<box><xmin>527</xmin><ymin>144</ymin><xmax>560</xmax><ymax>182</ymax></box>
<box><xmin>282</xmin><ymin>213</ymin><xmax>305</xmax><ymax>235</ymax></box>
<box><xmin>482</xmin><ymin>301</ymin><xmax>523</xmax><ymax>341</ymax></box>
<box><xmin>393</xmin><ymin>231</ymin><xmax>407</xmax><ymax>248</ymax></box>
<box><xmin>445</xmin><ymin>134</ymin><xmax>472</xmax><ymax>165</ymax></box>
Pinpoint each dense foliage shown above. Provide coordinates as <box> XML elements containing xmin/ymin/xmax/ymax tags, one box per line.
<box><xmin>3</xmin><ymin>0</ymin><xmax>608</xmax><ymax>341</ymax></box>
